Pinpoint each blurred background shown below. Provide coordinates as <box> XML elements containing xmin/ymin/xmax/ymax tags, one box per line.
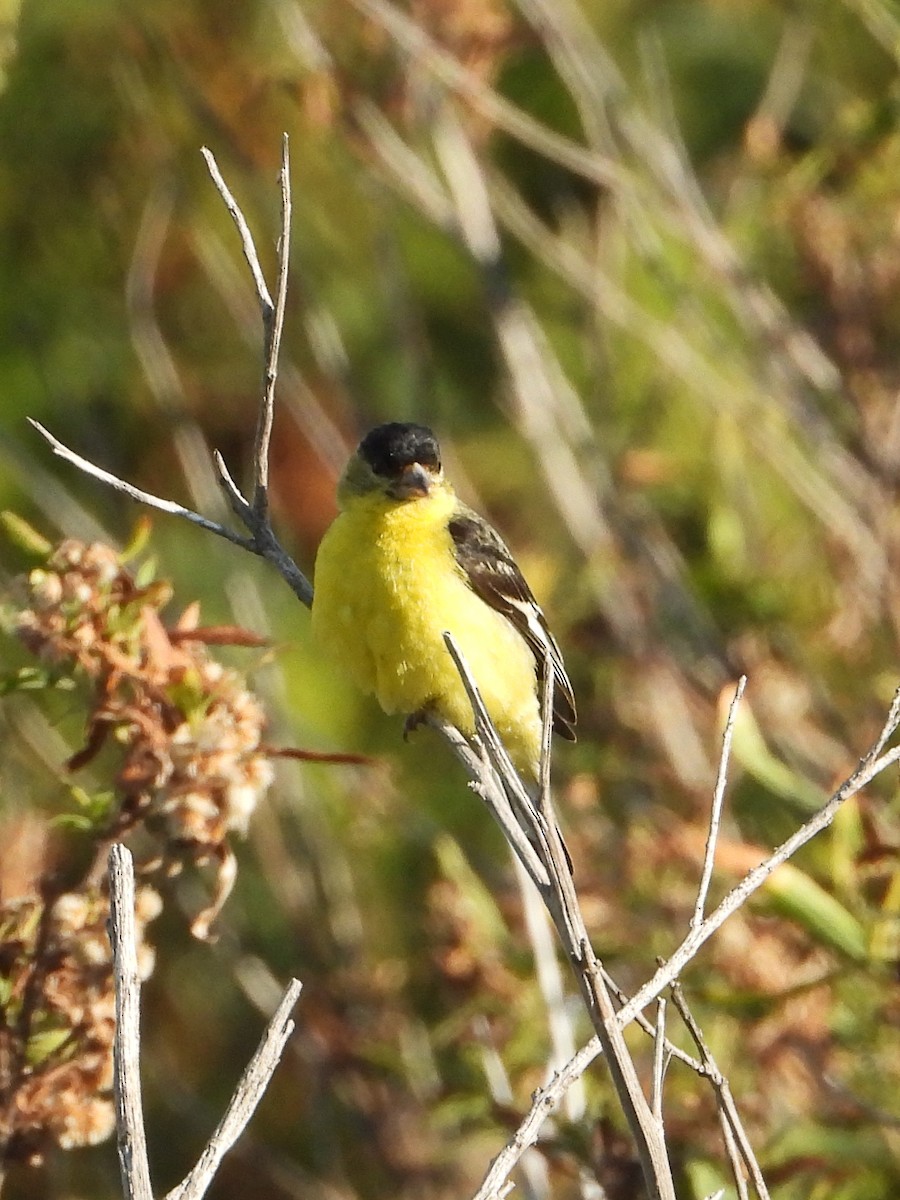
<box><xmin>2</xmin><ymin>0</ymin><xmax>900</xmax><ymax>1196</ymax></box>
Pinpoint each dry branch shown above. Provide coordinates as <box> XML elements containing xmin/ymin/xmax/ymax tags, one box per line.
<box><xmin>474</xmin><ymin>688</ymin><xmax>900</xmax><ymax>1194</ymax></box>
<box><xmin>31</xmin><ymin>143</ymin><xmax>312</xmax><ymax>610</ymax></box>
<box><xmin>108</xmin><ymin>844</ymin><xmax>154</xmax><ymax>1200</ymax></box>
<box><xmin>107</xmin><ymin>845</ymin><xmax>302</xmax><ymax>1200</ymax></box>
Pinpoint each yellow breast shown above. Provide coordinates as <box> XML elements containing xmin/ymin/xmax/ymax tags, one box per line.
<box><xmin>311</xmin><ymin>486</ymin><xmax>541</xmax><ymax>773</ymax></box>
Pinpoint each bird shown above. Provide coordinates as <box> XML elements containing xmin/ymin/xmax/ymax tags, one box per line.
<box><xmin>311</xmin><ymin>422</ymin><xmax>576</xmax><ymax>783</ymax></box>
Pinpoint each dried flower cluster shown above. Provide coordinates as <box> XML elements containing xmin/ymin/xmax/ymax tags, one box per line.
<box><xmin>0</xmin><ymin>534</ymin><xmax>280</xmax><ymax>1173</ymax></box>
<box><xmin>13</xmin><ymin>537</ymin><xmax>274</xmax><ymax>934</ymax></box>
<box><xmin>0</xmin><ymin>885</ymin><xmax>160</xmax><ymax>1165</ymax></box>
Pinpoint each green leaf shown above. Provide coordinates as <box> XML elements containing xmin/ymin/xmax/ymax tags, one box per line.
<box><xmin>51</xmin><ymin>786</ymin><xmax>115</xmax><ymax>832</ymax></box>
<box><xmin>0</xmin><ymin>665</ymin><xmax>53</xmax><ymax>695</ymax></box>
<box><xmin>26</xmin><ymin>1026</ymin><xmax>72</xmax><ymax>1065</ymax></box>
<box><xmin>120</xmin><ymin>517</ymin><xmax>152</xmax><ymax>563</ymax></box>
<box><xmin>0</xmin><ymin>512</ymin><xmax>51</xmax><ymax>558</ymax></box>
<box><xmin>71</xmin><ymin>785</ymin><xmax>115</xmax><ymax>821</ymax></box>
<box><xmin>762</xmin><ymin>863</ymin><xmax>868</xmax><ymax>962</ymax></box>
<box><xmin>50</xmin><ymin>813</ymin><xmax>94</xmax><ymax>832</ymax></box>
<box><xmin>134</xmin><ymin>556</ymin><xmax>159</xmax><ymax>589</ymax></box>
<box><xmin>729</xmin><ymin>700</ymin><xmax>824</xmax><ymax>814</ymax></box>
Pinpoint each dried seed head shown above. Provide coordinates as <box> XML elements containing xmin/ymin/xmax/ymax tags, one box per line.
<box><xmin>0</xmin><ymin>885</ymin><xmax>159</xmax><ymax>1164</ymax></box>
<box><xmin>12</xmin><ymin>538</ymin><xmax>274</xmax><ymax>935</ymax></box>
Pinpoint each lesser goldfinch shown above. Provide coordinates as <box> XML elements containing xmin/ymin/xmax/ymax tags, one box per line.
<box><xmin>311</xmin><ymin>422</ymin><xmax>576</xmax><ymax>781</ymax></box>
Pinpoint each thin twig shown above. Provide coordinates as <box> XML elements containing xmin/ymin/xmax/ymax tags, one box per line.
<box><xmin>428</xmin><ymin>710</ymin><xmax>549</xmax><ymax>887</ymax></box>
<box><xmin>650</xmin><ymin>999</ymin><xmax>667</xmax><ymax>1128</ymax></box>
<box><xmin>107</xmin><ymin>844</ymin><xmax>154</xmax><ymax>1200</ymax></box>
<box><xmin>590</xmin><ymin>957</ymin><xmax>703</xmax><ymax>1074</ymax></box>
<box><xmin>870</xmin><ymin>684</ymin><xmax>900</xmax><ymax>759</ymax></box>
<box><xmin>719</xmin><ymin>1114</ymin><xmax>751</xmax><ymax>1200</ymax></box>
<box><xmin>473</xmin><ymin>687</ymin><xmax>900</xmax><ymax>1197</ymax></box>
<box><xmin>623</xmin><ymin>713</ymin><xmax>900</xmax><ymax>1026</ymax></box>
<box><xmin>200</xmin><ymin>148</ymin><xmax>274</xmax><ymax>315</ymax></box>
<box><xmin>252</xmin><ymin>134</ymin><xmax>291</xmax><ymax>512</ymax></box>
<box><xmin>671</xmin><ymin>984</ymin><xmax>769</xmax><ymax>1200</ymax></box>
<box><xmin>31</xmin><ymin>143</ymin><xmax>315</xmax><ymax>611</ymax></box>
<box><xmin>692</xmin><ymin>676</ymin><xmax>747</xmax><ymax>931</ymax></box>
<box><xmin>29</xmin><ymin>418</ymin><xmax>314</xmax><ymax>610</ymax></box>
<box><xmin>165</xmin><ymin>978</ymin><xmax>303</xmax><ymax>1200</ymax></box>
<box><xmin>512</xmin><ymin>854</ymin><xmax>584</xmax><ymax>1121</ymax></box>
<box><xmin>471</xmin><ymin>1016</ymin><xmax>551</xmax><ymax>1199</ymax></box>
<box><xmin>472</xmin><ymin>1040</ymin><xmax>602</xmax><ymax>1200</ymax></box>
<box><xmin>108</xmin><ymin>847</ymin><xmax>302</xmax><ymax>1200</ymax></box>
<box><xmin>212</xmin><ymin>450</ymin><xmax>252</xmax><ymax>520</ymax></box>
<box><xmin>29</xmin><ymin>420</ymin><xmax>254</xmax><ymax>551</ymax></box>
<box><xmin>440</xmin><ymin>635</ymin><xmax>550</xmax><ymax>889</ymax></box>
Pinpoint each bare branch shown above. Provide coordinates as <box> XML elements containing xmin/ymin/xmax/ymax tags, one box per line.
<box><xmin>212</xmin><ymin>448</ymin><xmax>253</xmax><ymax>518</ymax></box>
<box><xmin>471</xmin><ymin>1016</ymin><xmax>552</xmax><ymax>1198</ymax></box>
<box><xmin>650</xmin><ymin>999</ymin><xmax>667</xmax><ymax>1129</ymax></box>
<box><xmin>719</xmin><ymin>1113</ymin><xmax>751</xmax><ymax>1200</ymax></box>
<box><xmin>200</xmin><ymin>147</ymin><xmax>274</xmax><ymax>315</ymax></box>
<box><xmin>692</xmin><ymin>676</ymin><xmax>747</xmax><ymax>931</ymax></box>
<box><xmin>108</xmin><ymin>844</ymin><xmax>154</xmax><ymax>1200</ymax></box>
<box><xmin>442</xmin><ymin>636</ymin><xmax>547</xmax><ymax>838</ymax></box>
<box><xmin>671</xmin><ymin>984</ymin><xmax>769</xmax><ymax>1200</ymax></box>
<box><xmin>29</xmin><ymin>420</ymin><xmax>254</xmax><ymax>552</ymax></box>
<box><xmin>252</xmin><ymin>133</ymin><xmax>291</xmax><ymax>512</ymax></box>
<box><xmin>870</xmin><ymin>681</ymin><xmax>900</xmax><ymax>759</ymax></box>
<box><xmin>436</xmin><ymin>638</ymin><xmax>550</xmax><ymax>889</ymax></box>
<box><xmin>165</xmin><ymin>977</ymin><xmax>303</xmax><ymax>1200</ymax></box>
<box><xmin>30</xmin><ymin>144</ymin><xmax>315</xmax><ymax>611</ymax></box>
<box><xmin>472</xmin><ymin>1044</ymin><xmax>597</xmax><ymax>1200</ymax></box>
<box><xmin>623</xmin><ymin>715</ymin><xmax>900</xmax><ymax>1027</ymax></box>
<box><xmin>474</xmin><ymin>687</ymin><xmax>900</xmax><ymax>1196</ymax></box>
<box><xmin>108</xmin><ymin>845</ymin><xmax>302</xmax><ymax>1200</ymax></box>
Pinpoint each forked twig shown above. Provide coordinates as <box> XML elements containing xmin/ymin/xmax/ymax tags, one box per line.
<box><xmin>27</xmin><ymin>421</ymin><xmax>253</xmax><ymax>552</ymax></box>
<box><xmin>164</xmin><ymin>981</ymin><xmax>303</xmax><ymax>1200</ymax></box>
<box><xmin>31</xmin><ymin>142</ymin><xmax>313</xmax><ymax>610</ymax></box>
<box><xmin>474</xmin><ymin>687</ymin><xmax>900</xmax><ymax>1195</ymax></box>
<box><xmin>670</xmin><ymin>983</ymin><xmax>769</xmax><ymax>1199</ymax></box>
<box><xmin>650</xmin><ymin>999</ymin><xmax>667</xmax><ymax>1129</ymax></box>
<box><xmin>107</xmin><ymin>845</ymin><xmax>302</xmax><ymax>1200</ymax></box>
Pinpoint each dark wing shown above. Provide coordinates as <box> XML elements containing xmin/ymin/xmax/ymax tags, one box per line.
<box><xmin>448</xmin><ymin>508</ymin><xmax>576</xmax><ymax>740</ymax></box>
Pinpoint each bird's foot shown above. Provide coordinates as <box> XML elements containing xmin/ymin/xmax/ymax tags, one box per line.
<box><xmin>403</xmin><ymin>708</ymin><xmax>430</xmax><ymax>742</ymax></box>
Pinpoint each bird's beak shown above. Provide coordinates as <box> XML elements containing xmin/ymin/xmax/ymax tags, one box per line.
<box><xmin>390</xmin><ymin>462</ymin><xmax>433</xmax><ymax>499</ymax></box>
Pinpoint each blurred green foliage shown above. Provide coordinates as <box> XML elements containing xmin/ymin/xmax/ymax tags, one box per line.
<box><xmin>2</xmin><ymin>0</ymin><xmax>900</xmax><ymax>1197</ymax></box>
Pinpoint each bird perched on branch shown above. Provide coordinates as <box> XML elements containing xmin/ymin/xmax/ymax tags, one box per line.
<box><xmin>311</xmin><ymin>422</ymin><xmax>576</xmax><ymax>782</ymax></box>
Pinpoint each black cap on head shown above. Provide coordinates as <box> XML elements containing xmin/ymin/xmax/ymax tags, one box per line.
<box><xmin>358</xmin><ymin>422</ymin><xmax>442</xmax><ymax>478</ymax></box>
